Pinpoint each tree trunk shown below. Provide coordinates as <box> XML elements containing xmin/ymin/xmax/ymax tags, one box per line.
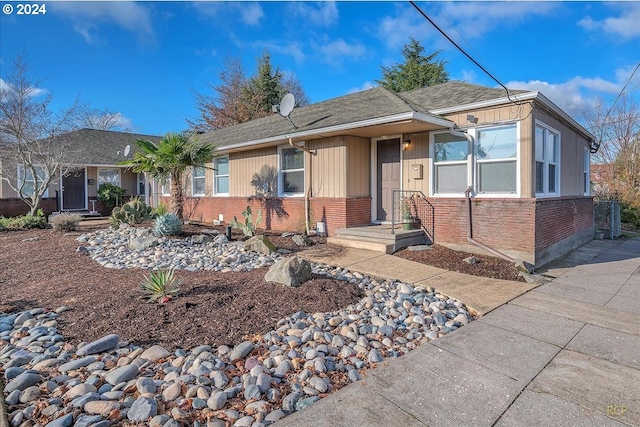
<box><xmin>170</xmin><ymin>171</ymin><xmax>184</xmax><ymax>219</ymax></box>
<box><xmin>0</xmin><ymin>376</ymin><xmax>8</xmax><ymax>427</ymax></box>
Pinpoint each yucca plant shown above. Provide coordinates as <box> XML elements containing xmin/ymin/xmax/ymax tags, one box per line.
<box><xmin>140</xmin><ymin>268</ymin><xmax>182</xmax><ymax>303</ymax></box>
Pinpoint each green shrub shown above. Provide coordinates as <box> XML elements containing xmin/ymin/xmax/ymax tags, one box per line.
<box><xmin>110</xmin><ymin>197</ymin><xmax>155</xmax><ymax>226</ymax></box>
<box><xmin>230</xmin><ymin>205</ymin><xmax>262</xmax><ymax>237</ymax></box>
<box><xmin>97</xmin><ymin>183</ymin><xmax>126</xmax><ymax>209</ymax></box>
<box><xmin>153</xmin><ymin>202</ymin><xmax>169</xmax><ymax>216</ymax></box>
<box><xmin>621</xmin><ymin>201</ymin><xmax>640</xmax><ymax>229</ymax></box>
<box><xmin>153</xmin><ymin>213</ymin><xmax>182</xmax><ymax>236</ymax></box>
<box><xmin>140</xmin><ymin>268</ymin><xmax>182</xmax><ymax>303</ymax></box>
<box><xmin>49</xmin><ymin>213</ymin><xmax>82</xmax><ymax>232</ymax></box>
<box><xmin>0</xmin><ymin>209</ymin><xmax>47</xmax><ymax>230</ymax></box>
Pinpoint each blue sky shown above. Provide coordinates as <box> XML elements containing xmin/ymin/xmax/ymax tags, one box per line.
<box><xmin>1</xmin><ymin>1</ymin><xmax>639</xmax><ymax>136</ymax></box>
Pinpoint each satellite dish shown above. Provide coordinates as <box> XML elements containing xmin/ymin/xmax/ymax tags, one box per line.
<box><xmin>279</xmin><ymin>93</ymin><xmax>295</xmax><ymax>117</ymax></box>
<box><xmin>123</xmin><ymin>144</ymin><xmax>130</xmax><ymax>156</ymax></box>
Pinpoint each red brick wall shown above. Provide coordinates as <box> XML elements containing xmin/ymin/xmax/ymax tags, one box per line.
<box><xmin>427</xmin><ymin>197</ymin><xmax>536</xmax><ymax>253</ymax></box>
<box><xmin>181</xmin><ymin>196</ymin><xmax>372</xmax><ymax>236</ymax></box>
<box><xmin>0</xmin><ymin>198</ymin><xmax>58</xmax><ymax>217</ymax></box>
<box><xmin>535</xmin><ymin>197</ymin><xmax>593</xmax><ymax>251</ymax></box>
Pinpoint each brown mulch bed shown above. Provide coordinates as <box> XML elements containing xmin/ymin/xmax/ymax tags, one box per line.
<box><xmin>0</xmin><ymin>224</ymin><xmax>363</xmax><ymax>350</ymax></box>
<box><xmin>394</xmin><ymin>244</ymin><xmax>525</xmax><ymax>282</ymax></box>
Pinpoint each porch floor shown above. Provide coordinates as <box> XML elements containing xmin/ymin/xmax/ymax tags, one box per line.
<box><xmin>329</xmin><ymin>224</ymin><xmax>429</xmax><ymax>254</ymax></box>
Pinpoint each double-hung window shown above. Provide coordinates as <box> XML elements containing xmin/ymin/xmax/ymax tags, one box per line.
<box><xmin>192</xmin><ymin>167</ymin><xmax>206</xmax><ymax>196</ymax></box>
<box><xmin>18</xmin><ymin>165</ymin><xmax>48</xmax><ymax>197</ymax></box>
<box><xmin>476</xmin><ymin>125</ymin><xmax>518</xmax><ymax>194</ymax></box>
<box><xmin>97</xmin><ymin>168</ymin><xmax>121</xmax><ymax>187</ymax></box>
<box><xmin>279</xmin><ymin>146</ymin><xmax>304</xmax><ymax>196</ymax></box>
<box><xmin>535</xmin><ymin>122</ymin><xmax>560</xmax><ymax>196</ymax></box>
<box><xmin>433</xmin><ymin>132</ymin><xmax>469</xmax><ymax>194</ymax></box>
<box><xmin>214</xmin><ymin>157</ymin><xmax>229</xmax><ymax>196</ymax></box>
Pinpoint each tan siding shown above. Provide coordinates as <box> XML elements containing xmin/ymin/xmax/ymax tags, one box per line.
<box><xmin>519</xmin><ymin>105</ymin><xmax>534</xmax><ymax>198</ymax></box>
<box><xmin>401</xmin><ymin>133</ymin><xmax>429</xmax><ymax>195</ymax></box>
<box><xmin>533</xmin><ymin>107</ymin><xmax>590</xmax><ymax>196</ymax></box>
<box><xmin>309</xmin><ymin>137</ymin><xmax>347</xmax><ymax>198</ymax></box>
<box><xmin>345</xmin><ymin>136</ymin><xmax>371</xmax><ymax>197</ymax></box>
<box><xmin>87</xmin><ymin>167</ymin><xmax>98</xmax><ymax>197</ymax></box>
<box><xmin>229</xmin><ymin>147</ymin><xmax>277</xmax><ymax>197</ymax></box>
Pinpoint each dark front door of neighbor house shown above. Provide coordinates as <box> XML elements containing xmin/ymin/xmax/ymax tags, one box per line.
<box><xmin>62</xmin><ymin>169</ymin><xmax>85</xmax><ymax>210</ymax></box>
<box><xmin>377</xmin><ymin>138</ymin><xmax>401</xmax><ymax>221</ymax></box>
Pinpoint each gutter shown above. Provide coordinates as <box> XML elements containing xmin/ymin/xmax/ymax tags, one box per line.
<box><xmin>447</xmin><ymin>127</ymin><xmax>515</xmax><ymax>263</ymax></box>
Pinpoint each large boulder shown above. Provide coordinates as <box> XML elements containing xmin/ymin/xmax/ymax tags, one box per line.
<box><xmin>129</xmin><ymin>236</ymin><xmax>159</xmax><ymax>250</ymax></box>
<box><xmin>244</xmin><ymin>235</ymin><xmax>275</xmax><ymax>255</ymax></box>
<box><xmin>265</xmin><ymin>257</ymin><xmax>313</xmax><ymax>287</ymax></box>
<box><xmin>292</xmin><ymin>234</ymin><xmax>312</xmax><ymax>247</ymax></box>
<box><xmin>190</xmin><ymin>234</ymin><xmax>212</xmax><ymax>244</ymax></box>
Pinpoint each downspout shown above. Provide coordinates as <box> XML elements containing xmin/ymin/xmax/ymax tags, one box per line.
<box><xmin>289</xmin><ymin>138</ymin><xmax>316</xmax><ymax>235</ymax></box>
<box><xmin>448</xmin><ymin>128</ymin><xmax>515</xmax><ymax>263</ymax></box>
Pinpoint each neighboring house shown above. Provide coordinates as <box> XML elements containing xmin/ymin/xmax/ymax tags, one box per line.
<box><xmin>0</xmin><ymin>129</ymin><xmax>161</xmax><ymax>216</ymax></box>
<box><xmin>590</xmin><ymin>163</ymin><xmax>614</xmax><ymax>194</ymax></box>
<box><xmin>169</xmin><ymin>81</ymin><xmax>595</xmax><ymax>267</ymax></box>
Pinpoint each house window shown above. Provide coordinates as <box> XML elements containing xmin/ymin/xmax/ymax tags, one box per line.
<box><xmin>97</xmin><ymin>168</ymin><xmax>121</xmax><ymax>187</ymax></box>
<box><xmin>433</xmin><ymin>132</ymin><xmax>469</xmax><ymax>194</ymax></box>
<box><xmin>160</xmin><ymin>177</ymin><xmax>171</xmax><ymax>196</ymax></box>
<box><xmin>535</xmin><ymin>122</ymin><xmax>560</xmax><ymax>196</ymax></box>
<box><xmin>476</xmin><ymin>125</ymin><xmax>518</xmax><ymax>194</ymax></box>
<box><xmin>137</xmin><ymin>173</ymin><xmax>146</xmax><ymax>195</ymax></box>
<box><xmin>279</xmin><ymin>146</ymin><xmax>304</xmax><ymax>196</ymax></box>
<box><xmin>584</xmin><ymin>148</ymin><xmax>590</xmax><ymax>196</ymax></box>
<box><xmin>17</xmin><ymin>165</ymin><xmax>48</xmax><ymax>197</ymax></box>
<box><xmin>214</xmin><ymin>157</ymin><xmax>229</xmax><ymax>195</ymax></box>
<box><xmin>192</xmin><ymin>167</ymin><xmax>206</xmax><ymax>196</ymax></box>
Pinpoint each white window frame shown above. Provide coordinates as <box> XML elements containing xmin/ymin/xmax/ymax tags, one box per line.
<box><xmin>534</xmin><ymin>121</ymin><xmax>561</xmax><ymax>197</ymax></box>
<box><xmin>214</xmin><ymin>157</ymin><xmax>229</xmax><ymax>196</ymax></box>
<box><xmin>473</xmin><ymin>123</ymin><xmax>520</xmax><ymax>197</ymax></box>
<box><xmin>278</xmin><ymin>145</ymin><xmax>305</xmax><ymax>197</ymax></box>
<box><xmin>191</xmin><ymin>166</ymin><xmax>206</xmax><ymax>197</ymax></box>
<box><xmin>17</xmin><ymin>164</ymin><xmax>49</xmax><ymax>198</ymax></box>
<box><xmin>429</xmin><ymin>131</ymin><xmax>472</xmax><ymax>197</ymax></box>
<box><xmin>584</xmin><ymin>148</ymin><xmax>590</xmax><ymax>196</ymax></box>
<box><xmin>97</xmin><ymin>168</ymin><xmax>122</xmax><ymax>187</ymax></box>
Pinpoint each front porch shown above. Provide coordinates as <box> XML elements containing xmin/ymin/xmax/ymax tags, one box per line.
<box><xmin>328</xmin><ymin>224</ymin><xmax>430</xmax><ymax>254</ymax></box>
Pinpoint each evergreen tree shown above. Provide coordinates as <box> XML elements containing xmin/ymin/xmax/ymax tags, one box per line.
<box><xmin>376</xmin><ymin>38</ymin><xmax>449</xmax><ymax>92</ymax></box>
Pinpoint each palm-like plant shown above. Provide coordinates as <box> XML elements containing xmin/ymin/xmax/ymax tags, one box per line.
<box><xmin>140</xmin><ymin>268</ymin><xmax>182</xmax><ymax>303</ymax></box>
<box><xmin>118</xmin><ymin>132</ymin><xmax>216</xmax><ymax>219</ymax></box>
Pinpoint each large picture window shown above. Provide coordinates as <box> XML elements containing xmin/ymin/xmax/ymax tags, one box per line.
<box><xmin>477</xmin><ymin>125</ymin><xmax>517</xmax><ymax>194</ymax></box>
<box><xmin>192</xmin><ymin>167</ymin><xmax>206</xmax><ymax>196</ymax></box>
<box><xmin>279</xmin><ymin>146</ymin><xmax>304</xmax><ymax>196</ymax></box>
<box><xmin>18</xmin><ymin>165</ymin><xmax>48</xmax><ymax>197</ymax></box>
<box><xmin>97</xmin><ymin>168</ymin><xmax>121</xmax><ymax>187</ymax></box>
<box><xmin>214</xmin><ymin>157</ymin><xmax>229</xmax><ymax>195</ymax></box>
<box><xmin>433</xmin><ymin>133</ymin><xmax>469</xmax><ymax>194</ymax></box>
<box><xmin>535</xmin><ymin>122</ymin><xmax>560</xmax><ymax>196</ymax></box>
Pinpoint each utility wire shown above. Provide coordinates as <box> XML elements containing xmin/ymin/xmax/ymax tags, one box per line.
<box><xmin>409</xmin><ymin>1</ymin><xmax>519</xmax><ymax>104</ymax></box>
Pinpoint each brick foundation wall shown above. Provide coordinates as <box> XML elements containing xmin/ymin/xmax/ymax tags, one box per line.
<box><xmin>0</xmin><ymin>198</ymin><xmax>58</xmax><ymax>217</ymax></box>
<box><xmin>181</xmin><ymin>196</ymin><xmax>372</xmax><ymax>236</ymax></box>
<box><xmin>535</xmin><ymin>197</ymin><xmax>594</xmax><ymax>251</ymax></box>
<box><xmin>427</xmin><ymin>197</ymin><xmax>536</xmax><ymax>254</ymax></box>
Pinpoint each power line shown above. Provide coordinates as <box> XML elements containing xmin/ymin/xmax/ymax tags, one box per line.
<box><xmin>409</xmin><ymin>1</ymin><xmax>519</xmax><ymax>104</ymax></box>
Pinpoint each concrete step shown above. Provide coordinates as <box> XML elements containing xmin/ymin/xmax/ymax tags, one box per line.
<box><xmin>327</xmin><ymin>237</ymin><xmax>392</xmax><ymax>254</ymax></box>
<box><xmin>330</xmin><ymin>228</ymin><xmax>429</xmax><ymax>254</ymax></box>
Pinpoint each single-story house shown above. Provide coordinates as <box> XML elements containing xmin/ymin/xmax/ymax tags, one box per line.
<box><xmin>0</xmin><ymin>129</ymin><xmax>161</xmax><ymax>216</ymax></box>
<box><xmin>169</xmin><ymin>81</ymin><xmax>595</xmax><ymax>267</ymax></box>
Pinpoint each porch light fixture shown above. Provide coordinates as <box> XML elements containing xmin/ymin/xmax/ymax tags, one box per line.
<box><xmin>467</xmin><ymin>114</ymin><xmax>478</xmax><ymax>124</ymax></box>
<box><xmin>403</xmin><ymin>136</ymin><xmax>412</xmax><ymax>151</ymax></box>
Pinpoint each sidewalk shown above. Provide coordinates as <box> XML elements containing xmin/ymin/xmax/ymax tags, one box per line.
<box><xmin>278</xmin><ymin>237</ymin><xmax>640</xmax><ymax>427</ymax></box>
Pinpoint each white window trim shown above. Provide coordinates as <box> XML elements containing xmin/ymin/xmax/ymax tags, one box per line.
<box><xmin>137</xmin><ymin>173</ymin><xmax>146</xmax><ymax>196</ymax></box>
<box><xmin>97</xmin><ymin>167</ymin><xmax>122</xmax><ymax>187</ymax></box>
<box><xmin>429</xmin><ymin>130</ymin><xmax>472</xmax><ymax>198</ymax></box>
<box><xmin>160</xmin><ymin>177</ymin><xmax>171</xmax><ymax>196</ymax></box>
<box><xmin>191</xmin><ymin>167</ymin><xmax>206</xmax><ymax>197</ymax></box>
<box><xmin>213</xmin><ymin>157</ymin><xmax>229</xmax><ymax>196</ymax></box>
<box><xmin>534</xmin><ymin>120</ymin><xmax>561</xmax><ymax>198</ymax></box>
<box><xmin>17</xmin><ymin>164</ymin><xmax>49</xmax><ymax>198</ymax></box>
<box><xmin>584</xmin><ymin>147</ymin><xmax>590</xmax><ymax>196</ymax></box>
<box><xmin>278</xmin><ymin>145</ymin><xmax>305</xmax><ymax>197</ymax></box>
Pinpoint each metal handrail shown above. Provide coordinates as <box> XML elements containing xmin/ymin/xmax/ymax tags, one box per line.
<box><xmin>391</xmin><ymin>190</ymin><xmax>434</xmax><ymax>240</ymax></box>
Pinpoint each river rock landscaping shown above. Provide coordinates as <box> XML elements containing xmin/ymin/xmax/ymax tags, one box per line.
<box><xmin>1</xmin><ymin>224</ymin><xmax>474</xmax><ymax>426</ymax></box>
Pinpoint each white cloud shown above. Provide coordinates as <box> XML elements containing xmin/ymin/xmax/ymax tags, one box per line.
<box><xmin>459</xmin><ymin>70</ymin><xmax>478</xmax><ymax>84</ymax></box>
<box><xmin>578</xmin><ymin>3</ymin><xmax>640</xmax><ymax>40</ymax></box>
<box><xmin>347</xmin><ymin>81</ymin><xmax>376</xmax><ymax>94</ymax></box>
<box><xmin>250</xmin><ymin>41</ymin><xmax>306</xmax><ymax>64</ymax></box>
<box><xmin>0</xmin><ymin>78</ymin><xmax>48</xmax><ymax>99</ymax></box>
<box><xmin>51</xmin><ymin>2</ymin><xmax>154</xmax><ymax>44</ymax></box>
<box><xmin>312</xmin><ymin>38</ymin><xmax>366</xmax><ymax>67</ymax></box>
<box><xmin>193</xmin><ymin>2</ymin><xmax>264</xmax><ymax>26</ymax></box>
<box><xmin>288</xmin><ymin>2</ymin><xmax>339</xmax><ymax>27</ymax></box>
<box><xmin>239</xmin><ymin>3</ymin><xmax>264</xmax><ymax>26</ymax></box>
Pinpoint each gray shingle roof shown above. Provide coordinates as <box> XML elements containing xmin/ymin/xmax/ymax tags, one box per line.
<box><xmin>50</xmin><ymin>128</ymin><xmax>162</xmax><ymax>165</ymax></box>
<box><xmin>201</xmin><ymin>81</ymin><xmax>528</xmax><ymax>149</ymax></box>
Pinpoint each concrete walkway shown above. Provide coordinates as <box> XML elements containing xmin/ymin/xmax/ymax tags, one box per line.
<box><xmin>278</xmin><ymin>237</ymin><xmax>640</xmax><ymax>427</ymax></box>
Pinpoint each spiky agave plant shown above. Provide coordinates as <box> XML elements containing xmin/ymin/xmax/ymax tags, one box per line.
<box><xmin>139</xmin><ymin>268</ymin><xmax>183</xmax><ymax>303</ymax></box>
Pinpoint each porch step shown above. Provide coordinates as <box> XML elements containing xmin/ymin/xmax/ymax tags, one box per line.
<box><xmin>330</xmin><ymin>226</ymin><xmax>429</xmax><ymax>254</ymax></box>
